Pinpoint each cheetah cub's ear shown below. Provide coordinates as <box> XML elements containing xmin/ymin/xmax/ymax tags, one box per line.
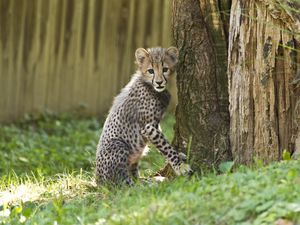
<box><xmin>165</xmin><ymin>46</ymin><xmax>179</xmax><ymax>68</ymax></box>
<box><xmin>135</xmin><ymin>48</ymin><xmax>149</xmax><ymax>67</ymax></box>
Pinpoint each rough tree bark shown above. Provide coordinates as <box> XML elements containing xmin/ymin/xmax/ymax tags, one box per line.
<box><xmin>228</xmin><ymin>0</ymin><xmax>300</xmax><ymax>164</ymax></box>
<box><xmin>172</xmin><ymin>0</ymin><xmax>231</xmax><ymax>170</ymax></box>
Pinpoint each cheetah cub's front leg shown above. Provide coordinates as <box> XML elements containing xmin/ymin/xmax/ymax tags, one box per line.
<box><xmin>142</xmin><ymin>124</ymin><xmax>193</xmax><ymax>176</ymax></box>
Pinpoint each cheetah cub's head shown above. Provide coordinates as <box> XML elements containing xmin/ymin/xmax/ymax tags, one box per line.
<box><xmin>135</xmin><ymin>46</ymin><xmax>179</xmax><ymax>92</ymax></box>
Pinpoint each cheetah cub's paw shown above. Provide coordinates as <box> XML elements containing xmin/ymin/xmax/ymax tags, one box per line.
<box><xmin>176</xmin><ymin>152</ymin><xmax>193</xmax><ymax>176</ymax></box>
<box><xmin>173</xmin><ymin>162</ymin><xmax>193</xmax><ymax>176</ymax></box>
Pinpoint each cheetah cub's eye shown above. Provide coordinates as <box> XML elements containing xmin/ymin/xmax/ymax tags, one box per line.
<box><xmin>148</xmin><ymin>69</ymin><xmax>154</xmax><ymax>74</ymax></box>
<box><xmin>163</xmin><ymin>67</ymin><xmax>168</xmax><ymax>73</ymax></box>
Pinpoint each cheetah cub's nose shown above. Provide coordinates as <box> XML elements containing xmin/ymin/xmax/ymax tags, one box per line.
<box><xmin>156</xmin><ymin>81</ymin><xmax>163</xmax><ymax>86</ymax></box>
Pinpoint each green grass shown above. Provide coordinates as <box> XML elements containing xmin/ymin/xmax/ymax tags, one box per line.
<box><xmin>1</xmin><ymin>114</ymin><xmax>300</xmax><ymax>225</ymax></box>
<box><xmin>0</xmin><ymin>114</ymin><xmax>101</xmax><ymax>176</ymax></box>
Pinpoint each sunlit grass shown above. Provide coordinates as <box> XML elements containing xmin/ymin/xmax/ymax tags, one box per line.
<box><xmin>1</xmin><ymin>160</ymin><xmax>300</xmax><ymax>224</ymax></box>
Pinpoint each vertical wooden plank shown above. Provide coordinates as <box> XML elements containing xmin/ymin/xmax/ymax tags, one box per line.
<box><xmin>13</xmin><ymin>0</ymin><xmax>27</xmax><ymax>120</ymax></box>
<box><xmin>149</xmin><ymin>0</ymin><xmax>161</xmax><ymax>46</ymax></box>
<box><xmin>162</xmin><ymin>0</ymin><xmax>172</xmax><ymax>47</ymax></box>
<box><xmin>95</xmin><ymin>0</ymin><xmax>109</xmax><ymax>115</ymax></box>
<box><xmin>2</xmin><ymin>0</ymin><xmax>10</xmax><ymax>121</ymax></box>
<box><xmin>72</xmin><ymin>0</ymin><xmax>87</xmax><ymax>113</ymax></box>
<box><xmin>32</xmin><ymin>0</ymin><xmax>49</xmax><ymax>115</ymax></box>
<box><xmin>107</xmin><ymin>0</ymin><xmax>123</xmax><ymax>103</ymax></box>
<box><xmin>0</xmin><ymin>0</ymin><xmax>11</xmax><ymax>122</ymax></box>
<box><xmin>22</xmin><ymin>0</ymin><xmax>37</xmax><ymax>116</ymax></box>
<box><xmin>120</xmin><ymin>0</ymin><xmax>136</xmax><ymax>86</ymax></box>
<box><xmin>45</xmin><ymin>0</ymin><xmax>61</xmax><ymax>112</ymax></box>
<box><xmin>52</xmin><ymin>0</ymin><xmax>67</xmax><ymax>113</ymax></box>
<box><xmin>92</xmin><ymin>0</ymin><xmax>103</xmax><ymax>116</ymax></box>
<box><xmin>61</xmin><ymin>0</ymin><xmax>82</xmax><ymax>111</ymax></box>
<box><xmin>0</xmin><ymin>15</ymin><xmax>2</xmax><ymax>121</ymax></box>
<box><xmin>58</xmin><ymin>0</ymin><xmax>75</xmax><ymax>112</ymax></box>
<box><xmin>115</xmin><ymin>0</ymin><xmax>131</xmax><ymax>91</ymax></box>
<box><xmin>38</xmin><ymin>0</ymin><xmax>52</xmax><ymax>113</ymax></box>
<box><xmin>6</xmin><ymin>0</ymin><xmax>20</xmax><ymax>121</ymax></box>
<box><xmin>85</xmin><ymin>0</ymin><xmax>98</xmax><ymax>115</ymax></box>
<box><xmin>132</xmin><ymin>0</ymin><xmax>147</xmax><ymax>49</ymax></box>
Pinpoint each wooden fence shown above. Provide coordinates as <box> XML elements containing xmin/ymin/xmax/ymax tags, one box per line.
<box><xmin>0</xmin><ymin>0</ymin><xmax>173</xmax><ymax>122</ymax></box>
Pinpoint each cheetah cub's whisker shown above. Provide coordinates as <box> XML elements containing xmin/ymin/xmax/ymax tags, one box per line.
<box><xmin>95</xmin><ymin>46</ymin><xmax>192</xmax><ymax>185</ymax></box>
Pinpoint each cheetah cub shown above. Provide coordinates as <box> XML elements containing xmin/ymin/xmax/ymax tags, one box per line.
<box><xmin>96</xmin><ymin>46</ymin><xmax>192</xmax><ymax>185</ymax></box>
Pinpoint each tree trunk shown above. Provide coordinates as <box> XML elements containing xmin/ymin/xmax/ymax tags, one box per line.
<box><xmin>228</xmin><ymin>0</ymin><xmax>300</xmax><ymax>164</ymax></box>
<box><xmin>172</xmin><ymin>0</ymin><xmax>231</xmax><ymax>171</ymax></box>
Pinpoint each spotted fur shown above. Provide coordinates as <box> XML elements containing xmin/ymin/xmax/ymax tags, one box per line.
<box><xmin>95</xmin><ymin>47</ymin><xmax>192</xmax><ymax>185</ymax></box>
